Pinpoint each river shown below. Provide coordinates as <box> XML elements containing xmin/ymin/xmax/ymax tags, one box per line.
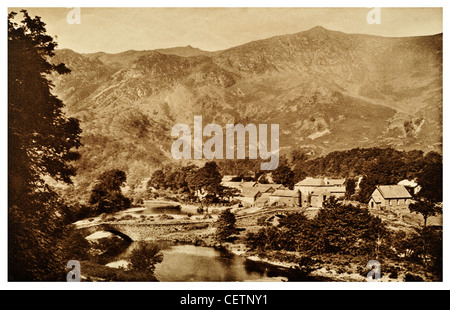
<box><xmin>105</xmin><ymin>201</ymin><xmax>329</xmax><ymax>281</ymax></box>
<box><xmin>107</xmin><ymin>241</ymin><xmax>290</xmax><ymax>282</ymax></box>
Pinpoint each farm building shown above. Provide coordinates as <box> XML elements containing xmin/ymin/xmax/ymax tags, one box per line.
<box><xmin>368</xmin><ymin>185</ymin><xmax>413</xmax><ymax>211</ymax></box>
<box><xmin>237</xmin><ymin>187</ymin><xmax>261</xmax><ymax>205</ymax></box>
<box><xmin>253</xmin><ymin>183</ymin><xmax>284</xmax><ymax>193</ymax></box>
<box><xmin>269</xmin><ymin>189</ymin><xmax>300</xmax><ymax>207</ymax></box>
<box><xmin>255</xmin><ymin>192</ymin><xmax>272</xmax><ymax>207</ymax></box>
<box><xmin>294</xmin><ymin>177</ymin><xmax>346</xmax><ymax>208</ymax></box>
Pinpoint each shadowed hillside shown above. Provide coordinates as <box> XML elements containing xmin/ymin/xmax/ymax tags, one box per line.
<box><xmin>50</xmin><ymin>26</ymin><xmax>442</xmax><ymax>187</ymax></box>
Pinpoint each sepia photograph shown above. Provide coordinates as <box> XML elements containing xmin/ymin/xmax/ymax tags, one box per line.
<box><xmin>6</xmin><ymin>5</ymin><xmax>444</xmax><ymax>287</ymax></box>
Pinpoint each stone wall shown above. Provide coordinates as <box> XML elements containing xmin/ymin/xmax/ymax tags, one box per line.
<box><xmin>79</xmin><ymin>221</ymin><xmax>211</xmax><ymax>241</ymax></box>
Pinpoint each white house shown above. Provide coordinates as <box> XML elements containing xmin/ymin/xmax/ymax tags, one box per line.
<box><xmin>368</xmin><ymin>185</ymin><xmax>413</xmax><ymax>211</ymax></box>
<box><xmin>294</xmin><ymin>177</ymin><xmax>346</xmax><ymax>208</ymax></box>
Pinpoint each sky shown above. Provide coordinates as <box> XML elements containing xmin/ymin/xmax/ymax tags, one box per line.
<box><xmin>7</xmin><ymin>7</ymin><xmax>443</xmax><ymax>54</ymax></box>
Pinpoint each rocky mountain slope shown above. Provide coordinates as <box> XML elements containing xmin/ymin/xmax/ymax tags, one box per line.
<box><xmin>50</xmin><ymin>26</ymin><xmax>442</xmax><ymax>186</ymax></box>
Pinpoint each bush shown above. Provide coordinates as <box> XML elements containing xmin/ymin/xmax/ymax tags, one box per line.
<box><xmin>89</xmin><ymin>236</ymin><xmax>131</xmax><ymax>264</ymax></box>
<box><xmin>159</xmin><ymin>214</ymin><xmax>174</xmax><ymax>220</ymax></box>
<box><xmin>389</xmin><ymin>270</ymin><xmax>399</xmax><ymax>279</ymax></box>
<box><xmin>404</xmin><ymin>273</ymin><xmax>424</xmax><ymax>282</ymax></box>
<box><xmin>215</xmin><ymin>209</ymin><xmax>238</xmax><ymax>243</ymax></box>
<box><xmin>256</xmin><ymin>216</ymin><xmax>268</xmax><ymax>226</ymax></box>
<box><xmin>385</xmin><ymin>265</ymin><xmax>400</xmax><ymax>279</ymax></box>
<box><xmin>62</xmin><ymin>229</ymin><xmax>91</xmax><ymax>261</ymax></box>
<box><xmin>120</xmin><ymin>214</ymin><xmax>134</xmax><ymax>221</ymax></box>
<box><xmin>128</xmin><ymin>243</ymin><xmax>163</xmax><ymax>273</ymax></box>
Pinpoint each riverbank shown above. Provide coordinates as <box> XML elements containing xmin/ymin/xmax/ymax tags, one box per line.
<box><xmin>77</xmin><ymin>201</ymin><xmax>438</xmax><ymax>282</ymax></box>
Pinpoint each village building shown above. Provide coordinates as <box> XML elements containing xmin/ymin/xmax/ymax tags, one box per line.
<box><xmin>220</xmin><ymin>181</ymin><xmax>242</xmax><ymax>191</ymax></box>
<box><xmin>221</xmin><ymin>175</ymin><xmax>238</xmax><ymax>182</ymax></box>
<box><xmin>398</xmin><ymin>179</ymin><xmax>422</xmax><ymax>195</ymax></box>
<box><xmin>269</xmin><ymin>189</ymin><xmax>300</xmax><ymax>207</ymax></box>
<box><xmin>253</xmin><ymin>183</ymin><xmax>284</xmax><ymax>193</ymax></box>
<box><xmin>255</xmin><ymin>192</ymin><xmax>272</xmax><ymax>207</ymax></box>
<box><xmin>294</xmin><ymin>177</ymin><xmax>346</xmax><ymax>208</ymax></box>
<box><xmin>368</xmin><ymin>185</ymin><xmax>413</xmax><ymax>211</ymax></box>
<box><xmin>237</xmin><ymin>187</ymin><xmax>261</xmax><ymax>205</ymax></box>
<box><xmin>239</xmin><ymin>181</ymin><xmax>257</xmax><ymax>190</ymax></box>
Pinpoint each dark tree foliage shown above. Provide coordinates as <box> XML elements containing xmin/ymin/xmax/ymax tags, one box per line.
<box><xmin>215</xmin><ymin>208</ymin><xmax>238</xmax><ymax>242</ymax></box>
<box><xmin>415</xmin><ymin>227</ymin><xmax>442</xmax><ymax>279</ymax></box>
<box><xmin>187</xmin><ymin>161</ymin><xmax>223</xmax><ymax>198</ymax></box>
<box><xmin>89</xmin><ymin>169</ymin><xmax>131</xmax><ymax>214</ymax></box>
<box><xmin>129</xmin><ymin>242</ymin><xmax>164</xmax><ymax>275</ymax></box>
<box><xmin>344</xmin><ymin>177</ymin><xmax>357</xmax><ymax>199</ymax></box>
<box><xmin>246</xmin><ymin>197</ymin><xmax>388</xmax><ymax>257</ymax></box>
<box><xmin>275</xmin><ymin>212</ymin><xmax>315</xmax><ymax>252</ymax></box>
<box><xmin>8</xmin><ymin>10</ymin><xmax>82</xmax><ymax>281</ymax></box>
<box><xmin>391</xmin><ymin>227</ymin><xmax>442</xmax><ymax>280</ymax></box>
<box><xmin>148</xmin><ymin>164</ymin><xmax>197</xmax><ymax>192</ymax></box>
<box><xmin>149</xmin><ymin>169</ymin><xmax>166</xmax><ymax>189</ymax></box>
<box><xmin>245</xmin><ymin>226</ymin><xmax>282</xmax><ymax>251</ymax></box>
<box><xmin>271</xmin><ymin>164</ymin><xmax>295</xmax><ymax>189</ymax></box>
<box><xmin>290</xmin><ymin>147</ymin><xmax>441</xmax><ymax>203</ymax></box>
<box><xmin>312</xmin><ymin>197</ymin><xmax>387</xmax><ymax>256</ymax></box>
<box><xmin>416</xmin><ymin>151</ymin><xmax>442</xmax><ymax>203</ymax></box>
<box><xmin>215</xmin><ymin>158</ymin><xmax>262</xmax><ymax>179</ymax></box>
<box><xmin>409</xmin><ymin>198</ymin><xmax>442</xmax><ymax>227</ymax></box>
<box><xmin>213</xmin><ymin>147</ymin><xmax>441</xmax><ymax>203</ymax></box>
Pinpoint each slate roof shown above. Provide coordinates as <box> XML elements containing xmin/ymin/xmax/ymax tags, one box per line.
<box><xmin>221</xmin><ymin>181</ymin><xmax>242</xmax><ymax>189</ymax></box>
<box><xmin>371</xmin><ymin>196</ymin><xmax>382</xmax><ymax>203</ymax></box>
<box><xmin>377</xmin><ymin>185</ymin><xmax>412</xmax><ymax>199</ymax></box>
<box><xmin>255</xmin><ymin>193</ymin><xmax>271</xmax><ymax>204</ymax></box>
<box><xmin>240</xmin><ymin>181</ymin><xmax>256</xmax><ymax>188</ymax></box>
<box><xmin>241</xmin><ymin>188</ymin><xmax>261</xmax><ymax>198</ymax></box>
<box><xmin>253</xmin><ymin>183</ymin><xmax>284</xmax><ymax>192</ymax></box>
<box><xmin>295</xmin><ymin>177</ymin><xmax>346</xmax><ymax>186</ymax></box>
<box><xmin>327</xmin><ymin>178</ymin><xmax>346</xmax><ymax>186</ymax></box>
<box><xmin>295</xmin><ymin>177</ymin><xmax>325</xmax><ymax>186</ymax></box>
<box><xmin>271</xmin><ymin>189</ymin><xmax>300</xmax><ymax>197</ymax></box>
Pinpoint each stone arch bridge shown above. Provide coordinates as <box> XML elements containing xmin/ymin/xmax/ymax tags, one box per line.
<box><xmin>77</xmin><ymin>220</ymin><xmax>212</xmax><ymax>242</ymax></box>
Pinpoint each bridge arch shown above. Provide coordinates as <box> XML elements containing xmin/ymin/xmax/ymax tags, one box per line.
<box><xmin>80</xmin><ymin>224</ymin><xmax>134</xmax><ymax>243</ymax></box>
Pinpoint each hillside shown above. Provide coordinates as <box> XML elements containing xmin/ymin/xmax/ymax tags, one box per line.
<box><xmin>50</xmin><ymin>26</ymin><xmax>442</xmax><ymax>187</ymax></box>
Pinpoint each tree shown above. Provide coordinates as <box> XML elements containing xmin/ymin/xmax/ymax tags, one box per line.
<box><xmin>416</xmin><ymin>152</ymin><xmax>442</xmax><ymax>202</ymax></box>
<box><xmin>357</xmin><ymin>158</ymin><xmax>406</xmax><ymax>202</ymax></box>
<box><xmin>398</xmin><ymin>227</ymin><xmax>443</xmax><ymax>280</ymax></box>
<box><xmin>8</xmin><ymin>10</ymin><xmax>82</xmax><ymax>281</ymax></box>
<box><xmin>416</xmin><ymin>227</ymin><xmax>442</xmax><ymax>279</ymax></box>
<box><xmin>187</xmin><ymin>161</ymin><xmax>223</xmax><ymax>200</ymax></box>
<box><xmin>312</xmin><ymin>197</ymin><xmax>387</xmax><ymax>256</ymax></box>
<box><xmin>89</xmin><ymin>169</ymin><xmax>131</xmax><ymax>214</ymax></box>
<box><xmin>271</xmin><ymin>164</ymin><xmax>295</xmax><ymax>189</ymax></box>
<box><xmin>276</xmin><ymin>212</ymin><xmax>314</xmax><ymax>252</ymax></box>
<box><xmin>408</xmin><ymin>198</ymin><xmax>442</xmax><ymax>227</ymax></box>
<box><xmin>148</xmin><ymin>169</ymin><xmax>166</xmax><ymax>189</ymax></box>
<box><xmin>215</xmin><ymin>209</ymin><xmax>238</xmax><ymax>243</ymax></box>
<box><xmin>245</xmin><ymin>226</ymin><xmax>281</xmax><ymax>251</ymax></box>
<box><xmin>344</xmin><ymin>177</ymin><xmax>357</xmax><ymax>200</ymax></box>
<box><xmin>129</xmin><ymin>243</ymin><xmax>164</xmax><ymax>275</ymax></box>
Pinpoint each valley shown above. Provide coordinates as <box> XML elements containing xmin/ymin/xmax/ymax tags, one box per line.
<box><xmin>49</xmin><ymin>26</ymin><xmax>442</xmax><ymax>187</ymax></box>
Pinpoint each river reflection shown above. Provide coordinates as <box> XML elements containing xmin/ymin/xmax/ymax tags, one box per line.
<box><xmin>110</xmin><ymin>241</ymin><xmax>288</xmax><ymax>282</ymax></box>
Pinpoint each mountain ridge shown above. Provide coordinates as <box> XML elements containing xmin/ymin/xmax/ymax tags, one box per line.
<box><xmin>50</xmin><ymin>26</ymin><xmax>442</xmax><ymax>186</ymax></box>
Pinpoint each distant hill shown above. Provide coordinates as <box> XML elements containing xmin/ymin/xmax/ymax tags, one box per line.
<box><xmin>50</xmin><ymin>26</ymin><xmax>442</xmax><ymax>186</ymax></box>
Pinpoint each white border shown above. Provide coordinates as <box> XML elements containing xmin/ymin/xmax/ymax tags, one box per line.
<box><xmin>1</xmin><ymin>1</ymin><xmax>448</xmax><ymax>291</ymax></box>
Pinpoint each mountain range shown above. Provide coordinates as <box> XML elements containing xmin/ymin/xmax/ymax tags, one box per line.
<box><xmin>50</xmin><ymin>26</ymin><xmax>443</xmax><ymax>186</ymax></box>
